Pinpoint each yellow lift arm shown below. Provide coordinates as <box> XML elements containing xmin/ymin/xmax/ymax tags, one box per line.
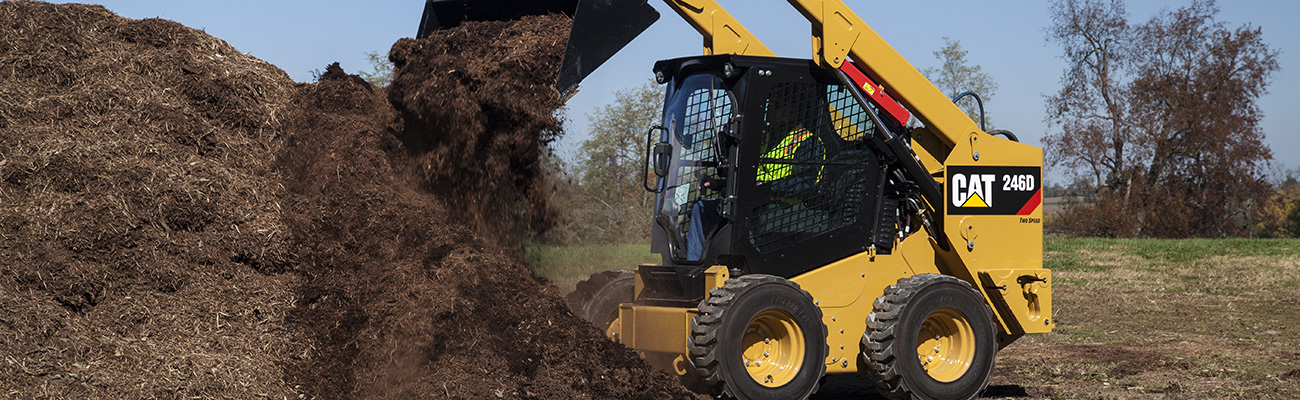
<box><xmin>665</xmin><ymin>0</ymin><xmax>775</xmax><ymax>56</ymax></box>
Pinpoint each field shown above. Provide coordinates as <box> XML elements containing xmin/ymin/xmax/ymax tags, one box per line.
<box><xmin>528</xmin><ymin>237</ymin><xmax>1300</xmax><ymax>399</ymax></box>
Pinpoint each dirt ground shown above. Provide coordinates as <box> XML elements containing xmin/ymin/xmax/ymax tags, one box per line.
<box><xmin>810</xmin><ymin>239</ymin><xmax>1300</xmax><ymax>399</ymax></box>
<box><xmin>986</xmin><ymin>240</ymin><xmax>1300</xmax><ymax>399</ymax></box>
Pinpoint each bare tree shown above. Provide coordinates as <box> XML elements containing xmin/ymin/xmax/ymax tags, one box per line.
<box><xmin>1043</xmin><ymin>0</ymin><xmax>1133</xmax><ymax>190</ymax></box>
<box><xmin>1127</xmin><ymin>0</ymin><xmax>1278</xmax><ymax>236</ymax></box>
<box><xmin>1044</xmin><ymin>0</ymin><xmax>1279</xmax><ymax>237</ymax></box>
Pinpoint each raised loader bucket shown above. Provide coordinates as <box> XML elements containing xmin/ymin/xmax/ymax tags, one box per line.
<box><xmin>417</xmin><ymin>0</ymin><xmax>580</xmax><ymax>36</ymax></box>
<box><xmin>556</xmin><ymin>0</ymin><xmax>659</xmax><ymax>95</ymax></box>
<box><xmin>416</xmin><ymin>0</ymin><xmax>658</xmax><ymax>95</ymax></box>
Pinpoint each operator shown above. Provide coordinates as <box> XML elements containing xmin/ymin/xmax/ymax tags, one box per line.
<box><xmin>748</xmin><ymin>97</ymin><xmax>832</xmax><ymax>244</ymax></box>
<box><xmin>757</xmin><ymin>125</ymin><xmax>824</xmax><ymax>185</ymax></box>
<box><xmin>695</xmin><ymin>126</ymin><xmax>826</xmax><ymax>190</ymax></box>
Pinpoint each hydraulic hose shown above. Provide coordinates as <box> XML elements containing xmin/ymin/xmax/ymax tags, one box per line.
<box><xmin>952</xmin><ymin>91</ymin><xmax>986</xmax><ymax>131</ymax></box>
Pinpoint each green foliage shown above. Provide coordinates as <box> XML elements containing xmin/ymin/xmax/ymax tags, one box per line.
<box><xmin>358</xmin><ymin>51</ymin><xmax>393</xmax><ymax>87</ymax></box>
<box><xmin>577</xmin><ymin>80</ymin><xmax>662</xmax><ymax>195</ymax></box>
<box><xmin>923</xmin><ymin>38</ymin><xmax>998</xmax><ymax>128</ymax></box>
<box><xmin>545</xmin><ymin>80</ymin><xmax>664</xmax><ymax>244</ymax></box>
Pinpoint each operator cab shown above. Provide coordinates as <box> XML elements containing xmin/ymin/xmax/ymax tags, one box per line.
<box><xmin>642</xmin><ymin>55</ymin><xmax>916</xmax><ymax>304</ymax></box>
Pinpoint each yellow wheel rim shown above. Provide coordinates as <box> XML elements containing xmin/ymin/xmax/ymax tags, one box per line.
<box><xmin>741</xmin><ymin>309</ymin><xmax>805</xmax><ymax>387</ymax></box>
<box><xmin>916</xmin><ymin>307</ymin><xmax>976</xmax><ymax>382</ymax></box>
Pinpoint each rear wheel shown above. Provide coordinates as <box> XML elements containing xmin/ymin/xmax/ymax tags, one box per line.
<box><xmin>688</xmin><ymin>274</ymin><xmax>827</xmax><ymax>400</ymax></box>
<box><xmin>565</xmin><ymin>270</ymin><xmax>635</xmax><ymax>332</ymax></box>
<box><xmin>862</xmin><ymin>274</ymin><xmax>997</xmax><ymax>400</ymax></box>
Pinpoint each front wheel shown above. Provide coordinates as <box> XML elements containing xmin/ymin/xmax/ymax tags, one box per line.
<box><xmin>565</xmin><ymin>270</ymin><xmax>635</xmax><ymax>333</ymax></box>
<box><xmin>862</xmin><ymin>274</ymin><xmax>997</xmax><ymax>400</ymax></box>
<box><xmin>687</xmin><ymin>274</ymin><xmax>827</xmax><ymax>400</ymax></box>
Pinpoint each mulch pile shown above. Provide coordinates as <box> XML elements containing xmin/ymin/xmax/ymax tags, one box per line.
<box><xmin>0</xmin><ymin>2</ymin><xmax>697</xmax><ymax>399</ymax></box>
<box><xmin>0</xmin><ymin>1</ymin><xmax>301</xmax><ymax>397</ymax></box>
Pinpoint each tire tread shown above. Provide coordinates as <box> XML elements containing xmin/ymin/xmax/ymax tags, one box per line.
<box><xmin>686</xmin><ymin>274</ymin><xmax>828</xmax><ymax>400</ymax></box>
<box><xmin>860</xmin><ymin>273</ymin><xmax>993</xmax><ymax>400</ymax></box>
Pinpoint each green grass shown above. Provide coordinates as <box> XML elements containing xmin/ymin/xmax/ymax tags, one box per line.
<box><xmin>1047</xmin><ymin>249</ymin><xmax>1109</xmax><ymax>272</ymax></box>
<box><xmin>1122</xmin><ymin>238</ymin><xmax>1300</xmax><ymax>262</ymax></box>
<box><xmin>1046</xmin><ymin>236</ymin><xmax>1300</xmax><ymax>264</ymax></box>
<box><xmin>525</xmin><ymin>243</ymin><xmax>659</xmax><ymax>293</ymax></box>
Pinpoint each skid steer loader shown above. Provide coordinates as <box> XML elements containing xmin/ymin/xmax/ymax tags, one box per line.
<box><xmin>420</xmin><ymin>1</ymin><xmax>1053</xmax><ymax>399</ymax></box>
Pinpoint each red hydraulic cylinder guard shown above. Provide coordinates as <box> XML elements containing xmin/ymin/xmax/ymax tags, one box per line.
<box><xmin>840</xmin><ymin>61</ymin><xmax>911</xmax><ymax>126</ymax></box>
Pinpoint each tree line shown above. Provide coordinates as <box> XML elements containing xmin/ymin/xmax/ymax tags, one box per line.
<box><xmin>541</xmin><ymin>81</ymin><xmax>662</xmax><ymax>244</ymax></box>
<box><xmin>1042</xmin><ymin>0</ymin><xmax>1288</xmax><ymax>238</ymax></box>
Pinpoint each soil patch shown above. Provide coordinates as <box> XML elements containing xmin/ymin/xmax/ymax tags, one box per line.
<box><xmin>1284</xmin><ymin>369</ymin><xmax>1300</xmax><ymax>380</ymax></box>
<box><xmin>996</xmin><ymin>343</ymin><xmax>1168</xmax><ymax>380</ymax></box>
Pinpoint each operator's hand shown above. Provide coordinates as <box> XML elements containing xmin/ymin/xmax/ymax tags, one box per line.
<box><xmin>698</xmin><ymin>170</ymin><xmax>726</xmax><ymax>191</ymax></box>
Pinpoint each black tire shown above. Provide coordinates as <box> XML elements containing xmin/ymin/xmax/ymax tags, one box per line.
<box><xmin>687</xmin><ymin>274</ymin><xmax>828</xmax><ymax>400</ymax></box>
<box><xmin>862</xmin><ymin>274</ymin><xmax>997</xmax><ymax>400</ymax></box>
<box><xmin>565</xmin><ymin>269</ymin><xmax>635</xmax><ymax>332</ymax></box>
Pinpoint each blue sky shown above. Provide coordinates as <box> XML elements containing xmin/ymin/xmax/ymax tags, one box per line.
<box><xmin>65</xmin><ymin>0</ymin><xmax>1300</xmax><ymax>179</ymax></box>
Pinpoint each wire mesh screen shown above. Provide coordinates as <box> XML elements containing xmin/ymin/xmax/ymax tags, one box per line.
<box><xmin>747</xmin><ymin>82</ymin><xmax>878</xmax><ymax>253</ymax></box>
<box><xmin>666</xmin><ymin>86</ymin><xmax>732</xmax><ymax>259</ymax></box>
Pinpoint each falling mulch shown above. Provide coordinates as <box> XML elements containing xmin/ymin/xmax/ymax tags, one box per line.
<box><xmin>1</xmin><ymin>2</ymin><xmax>698</xmax><ymax>399</ymax></box>
<box><xmin>280</xmin><ymin>14</ymin><xmax>697</xmax><ymax>399</ymax></box>
<box><xmin>385</xmin><ymin>14</ymin><xmax>568</xmax><ymax>242</ymax></box>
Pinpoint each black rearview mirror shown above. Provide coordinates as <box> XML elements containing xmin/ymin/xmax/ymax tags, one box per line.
<box><xmin>653</xmin><ymin>142</ymin><xmax>672</xmax><ymax>178</ymax></box>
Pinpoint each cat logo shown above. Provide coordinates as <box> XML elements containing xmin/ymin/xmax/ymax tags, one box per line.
<box><xmin>947</xmin><ymin>166</ymin><xmax>1042</xmax><ymax>216</ymax></box>
<box><xmin>951</xmin><ymin>173</ymin><xmax>995</xmax><ymax>208</ymax></box>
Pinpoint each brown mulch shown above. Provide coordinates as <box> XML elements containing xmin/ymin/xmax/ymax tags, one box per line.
<box><xmin>0</xmin><ymin>1</ymin><xmax>300</xmax><ymax>398</ymax></box>
<box><xmin>386</xmin><ymin>15</ymin><xmax>568</xmax><ymax>242</ymax></box>
<box><xmin>1</xmin><ymin>2</ymin><xmax>697</xmax><ymax>399</ymax></box>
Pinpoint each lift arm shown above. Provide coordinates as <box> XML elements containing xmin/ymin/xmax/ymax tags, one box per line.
<box><xmin>786</xmin><ymin>0</ymin><xmax>975</xmax><ymax>149</ymax></box>
<box><xmin>663</xmin><ymin>0</ymin><xmax>774</xmax><ymax>56</ymax></box>
<box><xmin>661</xmin><ymin>0</ymin><xmax>977</xmax><ymax>151</ymax></box>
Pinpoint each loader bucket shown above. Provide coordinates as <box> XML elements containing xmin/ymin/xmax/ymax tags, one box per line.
<box><xmin>416</xmin><ymin>0</ymin><xmax>580</xmax><ymax>38</ymax></box>
<box><xmin>416</xmin><ymin>0</ymin><xmax>658</xmax><ymax>95</ymax></box>
<box><xmin>556</xmin><ymin>0</ymin><xmax>659</xmax><ymax>95</ymax></box>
